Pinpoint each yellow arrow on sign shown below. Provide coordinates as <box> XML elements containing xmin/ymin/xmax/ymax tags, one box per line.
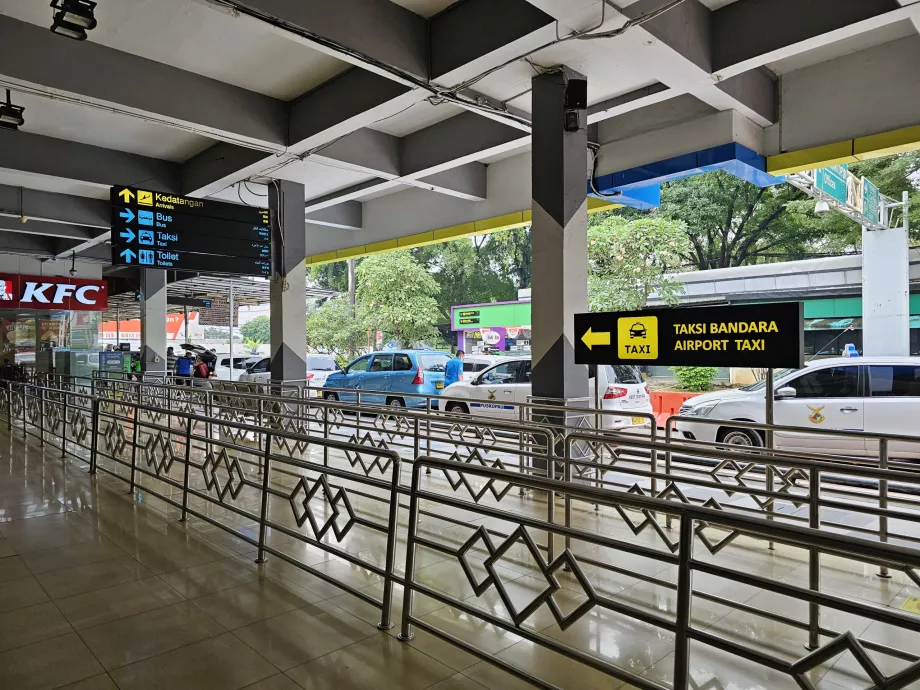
<box><xmin>118</xmin><ymin>188</ymin><xmax>135</xmax><ymax>202</ymax></box>
<box><xmin>581</xmin><ymin>327</ymin><xmax>611</xmax><ymax>350</ymax></box>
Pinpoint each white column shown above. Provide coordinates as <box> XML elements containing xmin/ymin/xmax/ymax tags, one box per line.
<box><xmin>228</xmin><ymin>281</ymin><xmax>234</xmax><ymax>379</ymax></box>
<box><xmin>862</xmin><ymin>192</ymin><xmax>910</xmax><ymax>356</ymax></box>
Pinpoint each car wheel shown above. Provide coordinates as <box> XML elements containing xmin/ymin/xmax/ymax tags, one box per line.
<box><xmin>386</xmin><ymin>397</ymin><xmax>405</xmax><ymax>408</ymax></box>
<box><xmin>718</xmin><ymin>427</ymin><xmax>763</xmax><ymax>448</ymax></box>
<box><xmin>446</xmin><ymin>402</ymin><xmax>469</xmax><ymax>414</ymax></box>
<box><xmin>324</xmin><ymin>392</ymin><xmax>338</xmax><ymax>402</ymax></box>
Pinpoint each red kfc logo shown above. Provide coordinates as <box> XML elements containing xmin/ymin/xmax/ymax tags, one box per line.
<box><xmin>0</xmin><ymin>274</ymin><xmax>107</xmax><ymax>311</ymax></box>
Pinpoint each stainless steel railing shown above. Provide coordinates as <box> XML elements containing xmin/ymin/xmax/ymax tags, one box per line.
<box><xmin>6</xmin><ymin>377</ymin><xmax>920</xmax><ymax>688</ymax></box>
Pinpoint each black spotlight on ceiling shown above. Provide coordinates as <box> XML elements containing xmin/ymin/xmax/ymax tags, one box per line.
<box><xmin>50</xmin><ymin>0</ymin><xmax>97</xmax><ymax>41</ymax></box>
<box><xmin>0</xmin><ymin>90</ymin><xmax>25</xmax><ymax>131</ymax></box>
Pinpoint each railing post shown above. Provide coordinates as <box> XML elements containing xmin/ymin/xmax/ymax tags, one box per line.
<box><xmin>518</xmin><ymin>405</ymin><xmax>526</xmax><ymax>495</ymax></box>
<box><xmin>807</xmin><ymin>467</ymin><xmax>821</xmax><ymax>650</ymax></box>
<box><xmin>61</xmin><ymin>392</ymin><xmax>68</xmax><ymax>458</ymax></box>
<box><xmin>323</xmin><ymin>405</ymin><xmax>330</xmax><ymax>469</ymax></box>
<box><xmin>180</xmin><ymin>416</ymin><xmax>192</xmax><ymax>521</ymax></box>
<box><xmin>89</xmin><ymin>398</ymin><xmax>100</xmax><ymax>474</ymax></box>
<box><xmin>665</xmin><ymin>422</ymin><xmax>674</xmax><ymax>530</ymax></box>
<box><xmin>877</xmin><ymin>438</ymin><xmax>891</xmax><ymax>578</ymax></box>
<box><xmin>6</xmin><ymin>387</ymin><xmax>12</xmax><ymax>433</ymax></box>
<box><xmin>255</xmin><ymin>432</ymin><xmax>273</xmax><ymax>564</ymax></box>
<box><xmin>425</xmin><ymin>398</ymin><xmax>431</xmax><ymax>473</ymax></box>
<box><xmin>673</xmin><ymin>514</ymin><xmax>694</xmax><ymax>690</ymax></box>
<box><xmin>128</xmin><ymin>409</ymin><xmax>140</xmax><ymax>494</ymax></box>
<box><xmin>38</xmin><ymin>387</ymin><xmax>45</xmax><ymax>447</ymax></box>
<box><xmin>379</xmin><ymin>456</ymin><xmax>401</xmax><ymax>630</ymax></box>
<box><xmin>398</xmin><ymin>462</ymin><xmax>424</xmax><ymax>642</ymax></box>
<box><xmin>547</xmin><ymin>433</ymin><xmax>556</xmax><ymax>561</ymax></box>
<box><xmin>413</xmin><ymin>417</ymin><xmax>420</xmax><ymax>460</ymax></box>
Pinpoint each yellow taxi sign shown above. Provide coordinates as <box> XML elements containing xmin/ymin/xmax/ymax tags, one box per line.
<box><xmin>617</xmin><ymin>316</ymin><xmax>658</xmax><ymax>360</ymax></box>
<box><xmin>575</xmin><ymin>303</ymin><xmax>804</xmax><ymax>368</ymax></box>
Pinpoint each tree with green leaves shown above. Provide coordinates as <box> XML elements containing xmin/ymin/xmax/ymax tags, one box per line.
<box><xmin>305</xmin><ymin>297</ymin><xmax>366</xmax><ymax>361</ymax></box>
<box><xmin>588</xmin><ymin>215</ymin><xmax>690</xmax><ymax>311</ymax></box>
<box><xmin>412</xmin><ymin>235</ymin><xmax>516</xmax><ymax>323</ymax></box>
<box><xmin>659</xmin><ymin>171</ymin><xmax>813</xmax><ymax>270</ymax></box>
<box><xmin>356</xmin><ymin>252</ymin><xmax>441</xmax><ymax>347</ymax></box>
<box><xmin>240</xmin><ymin>315</ymin><xmax>270</xmax><ymax>344</ymax></box>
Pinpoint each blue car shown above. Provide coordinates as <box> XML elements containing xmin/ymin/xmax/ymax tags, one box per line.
<box><xmin>322</xmin><ymin>350</ymin><xmax>452</xmax><ymax>408</ymax></box>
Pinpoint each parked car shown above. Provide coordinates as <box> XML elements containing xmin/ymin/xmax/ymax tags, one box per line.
<box><xmin>463</xmin><ymin>354</ymin><xmax>505</xmax><ymax>374</ymax></box>
<box><xmin>322</xmin><ymin>350</ymin><xmax>451</xmax><ymax>407</ymax></box>
<box><xmin>675</xmin><ymin>357</ymin><xmax>920</xmax><ymax>458</ymax></box>
<box><xmin>216</xmin><ymin>355</ymin><xmax>263</xmax><ymax>381</ymax></box>
<box><xmin>442</xmin><ymin>357</ymin><xmax>653</xmax><ymax>429</ymax></box>
<box><xmin>239</xmin><ymin>353</ymin><xmax>340</xmax><ymax>393</ymax></box>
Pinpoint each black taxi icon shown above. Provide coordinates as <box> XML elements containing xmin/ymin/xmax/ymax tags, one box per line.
<box><xmin>629</xmin><ymin>323</ymin><xmax>647</xmax><ymax>339</ymax></box>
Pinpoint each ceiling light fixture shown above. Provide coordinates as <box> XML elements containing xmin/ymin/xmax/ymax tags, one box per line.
<box><xmin>69</xmin><ymin>252</ymin><xmax>78</xmax><ymax>277</ymax></box>
<box><xmin>50</xmin><ymin>0</ymin><xmax>97</xmax><ymax>41</ymax></box>
<box><xmin>0</xmin><ymin>90</ymin><xmax>25</xmax><ymax>131</ymax></box>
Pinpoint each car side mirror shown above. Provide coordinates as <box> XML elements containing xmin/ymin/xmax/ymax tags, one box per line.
<box><xmin>775</xmin><ymin>386</ymin><xmax>796</xmax><ymax>400</ymax></box>
<box><xmin>471</xmin><ymin>378</ymin><xmax>480</xmax><ymax>386</ymax></box>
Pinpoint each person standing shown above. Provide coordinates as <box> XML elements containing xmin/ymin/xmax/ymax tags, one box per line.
<box><xmin>166</xmin><ymin>346</ymin><xmax>178</xmax><ymax>375</ymax></box>
<box><xmin>444</xmin><ymin>349</ymin><xmax>464</xmax><ymax>388</ymax></box>
<box><xmin>192</xmin><ymin>355</ymin><xmax>212</xmax><ymax>390</ymax></box>
<box><xmin>175</xmin><ymin>351</ymin><xmax>193</xmax><ymax>385</ymax></box>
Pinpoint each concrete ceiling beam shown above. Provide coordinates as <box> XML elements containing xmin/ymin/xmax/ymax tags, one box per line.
<box><xmin>0</xmin><ymin>16</ymin><xmax>287</xmax><ymax>151</ymax></box>
<box><xmin>0</xmin><ymin>131</ymin><xmax>181</xmax><ymax>195</ymax></box>
<box><xmin>0</xmin><ymin>185</ymin><xmax>109</xmax><ymax>229</ymax></box>
<box><xmin>224</xmin><ymin>0</ymin><xmax>429</xmax><ymax>80</ymax></box>
<box><xmin>0</xmin><ymin>217</ymin><xmax>96</xmax><ymax>242</ymax></box>
<box><xmin>305</xmin><ymin>200</ymin><xmax>362</xmax><ymax>230</ymax></box>
<box><xmin>712</xmin><ymin>0</ymin><xmax>913</xmax><ymax>77</ymax></box>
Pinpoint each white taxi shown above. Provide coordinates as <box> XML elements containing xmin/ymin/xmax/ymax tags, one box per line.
<box><xmin>675</xmin><ymin>357</ymin><xmax>920</xmax><ymax>458</ymax></box>
<box><xmin>442</xmin><ymin>357</ymin><xmax>653</xmax><ymax>429</ymax></box>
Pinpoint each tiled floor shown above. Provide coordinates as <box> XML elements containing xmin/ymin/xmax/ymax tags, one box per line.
<box><xmin>1</xmin><ymin>424</ymin><xmax>919</xmax><ymax>690</ymax></box>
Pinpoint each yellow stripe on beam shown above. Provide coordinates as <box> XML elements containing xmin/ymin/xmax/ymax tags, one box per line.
<box><xmin>397</xmin><ymin>231</ymin><xmax>436</xmax><ymax>248</ymax></box>
<box><xmin>433</xmin><ymin>222</ymin><xmax>476</xmax><ymax>241</ymax></box>
<box><xmin>364</xmin><ymin>239</ymin><xmax>399</xmax><ymax>254</ymax></box>
<box><xmin>308</xmin><ymin>251</ymin><xmax>339</xmax><ymax>265</ymax></box>
<box><xmin>587</xmin><ymin>198</ymin><xmax>623</xmax><ymax>212</ymax></box>
<box><xmin>854</xmin><ymin>124</ymin><xmax>920</xmax><ymax>160</ymax></box>
<box><xmin>335</xmin><ymin>246</ymin><xmax>366</xmax><ymax>260</ymax></box>
<box><xmin>767</xmin><ymin>141</ymin><xmax>857</xmax><ymax>176</ymax></box>
<box><xmin>306</xmin><ymin>201</ymin><xmax>630</xmax><ymax>265</ymax></box>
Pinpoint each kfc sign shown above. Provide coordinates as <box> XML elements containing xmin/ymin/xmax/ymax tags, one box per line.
<box><xmin>0</xmin><ymin>274</ymin><xmax>108</xmax><ymax>311</ymax></box>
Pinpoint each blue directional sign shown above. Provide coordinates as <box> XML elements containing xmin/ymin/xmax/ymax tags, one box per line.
<box><xmin>110</xmin><ymin>186</ymin><xmax>272</xmax><ymax>277</ymax></box>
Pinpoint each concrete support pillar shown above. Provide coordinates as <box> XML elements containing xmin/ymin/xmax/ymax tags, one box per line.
<box><xmin>140</xmin><ymin>268</ymin><xmax>167</xmax><ymax>374</ymax></box>
<box><xmin>530</xmin><ymin>67</ymin><xmax>589</xmax><ymax>402</ymax></box>
<box><xmin>268</xmin><ymin>180</ymin><xmax>307</xmax><ymax>381</ymax></box>
<box><xmin>862</xmin><ymin>196</ymin><xmax>910</xmax><ymax>356</ymax></box>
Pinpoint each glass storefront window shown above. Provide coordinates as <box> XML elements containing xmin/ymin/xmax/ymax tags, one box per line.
<box><xmin>0</xmin><ymin>309</ymin><xmax>102</xmax><ymax>376</ymax></box>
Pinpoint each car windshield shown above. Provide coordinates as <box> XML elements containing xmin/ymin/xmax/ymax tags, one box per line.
<box><xmin>307</xmin><ymin>356</ymin><xmax>337</xmax><ymax>371</ymax></box>
<box><xmin>740</xmin><ymin>368</ymin><xmax>799</xmax><ymax>391</ymax></box>
<box><xmin>419</xmin><ymin>354</ymin><xmax>451</xmax><ymax>372</ymax></box>
<box><xmin>605</xmin><ymin>365</ymin><xmax>643</xmax><ymax>384</ymax></box>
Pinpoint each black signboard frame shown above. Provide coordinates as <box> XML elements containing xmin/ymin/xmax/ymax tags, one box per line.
<box><xmin>113</xmin><ymin>247</ymin><xmax>270</xmax><ymax>277</ymax></box>
<box><xmin>110</xmin><ymin>186</ymin><xmax>272</xmax><ymax>277</ymax></box>
<box><xmin>111</xmin><ymin>187</ymin><xmax>268</xmax><ymax>225</ymax></box>
<box><xmin>574</xmin><ymin>303</ymin><xmax>804</xmax><ymax>369</ymax></box>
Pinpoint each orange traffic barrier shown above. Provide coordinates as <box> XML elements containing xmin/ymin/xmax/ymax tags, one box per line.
<box><xmin>650</xmin><ymin>391</ymin><xmax>699</xmax><ymax>428</ymax></box>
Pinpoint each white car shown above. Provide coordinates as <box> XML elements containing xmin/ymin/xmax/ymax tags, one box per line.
<box><xmin>239</xmin><ymin>353</ymin><xmax>340</xmax><ymax>393</ymax></box>
<box><xmin>215</xmin><ymin>355</ymin><xmax>262</xmax><ymax>381</ymax></box>
<box><xmin>675</xmin><ymin>356</ymin><xmax>920</xmax><ymax>459</ymax></box>
<box><xmin>442</xmin><ymin>357</ymin><xmax>653</xmax><ymax>429</ymax></box>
